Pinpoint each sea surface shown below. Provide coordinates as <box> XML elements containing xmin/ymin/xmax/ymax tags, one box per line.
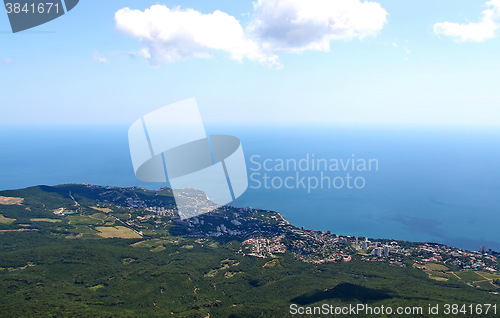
<box><xmin>1</xmin><ymin>124</ymin><xmax>499</xmax><ymax>251</ymax></box>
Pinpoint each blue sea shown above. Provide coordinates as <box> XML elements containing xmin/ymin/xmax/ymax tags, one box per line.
<box><xmin>1</xmin><ymin>124</ymin><xmax>499</xmax><ymax>251</ymax></box>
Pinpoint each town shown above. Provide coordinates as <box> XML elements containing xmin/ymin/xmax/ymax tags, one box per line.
<box><xmin>96</xmin><ymin>184</ymin><xmax>498</xmax><ymax>274</ymax></box>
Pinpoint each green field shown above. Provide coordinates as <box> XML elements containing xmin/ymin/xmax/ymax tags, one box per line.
<box><xmin>67</xmin><ymin>225</ymin><xmax>98</xmax><ymax>235</ymax></box>
<box><xmin>478</xmin><ymin>271</ymin><xmax>500</xmax><ymax>280</ymax></box>
<box><xmin>423</xmin><ymin>263</ymin><xmax>449</xmax><ymax>271</ymax></box>
<box><xmin>90</xmin><ymin>206</ymin><xmax>113</xmax><ymax>213</ymax></box>
<box><xmin>90</xmin><ymin>213</ymin><xmax>111</xmax><ymax>222</ymax></box>
<box><xmin>455</xmin><ymin>271</ymin><xmax>486</xmax><ymax>282</ymax></box>
<box><xmin>0</xmin><ymin>229</ymin><xmax>37</xmax><ymax>233</ymax></box>
<box><xmin>473</xmin><ymin>280</ymin><xmax>499</xmax><ymax>291</ymax></box>
<box><xmin>67</xmin><ymin>215</ymin><xmax>104</xmax><ymax>225</ymax></box>
<box><xmin>130</xmin><ymin>238</ymin><xmax>179</xmax><ymax>252</ymax></box>
<box><xmin>425</xmin><ymin>270</ymin><xmax>450</xmax><ymax>281</ymax></box>
<box><xmin>30</xmin><ymin>218</ymin><xmax>62</xmax><ymax>223</ymax></box>
<box><xmin>96</xmin><ymin>226</ymin><xmax>142</xmax><ymax>238</ymax></box>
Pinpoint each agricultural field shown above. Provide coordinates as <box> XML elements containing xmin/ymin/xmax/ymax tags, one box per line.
<box><xmin>422</xmin><ymin>263</ymin><xmax>449</xmax><ymax>271</ymax></box>
<box><xmin>91</xmin><ymin>206</ymin><xmax>113</xmax><ymax>213</ymax></box>
<box><xmin>0</xmin><ymin>214</ymin><xmax>16</xmax><ymax>224</ymax></box>
<box><xmin>455</xmin><ymin>271</ymin><xmax>486</xmax><ymax>282</ymax></box>
<box><xmin>0</xmin><ymin>196</ymin><xmax>23</xmax><ymax>205</ymax></box>
<box><xmin>30</xmin><ymin>218</ymin><xmax>62</xmax><ymax>223</ymax></box>
<box><xmin>96</xmin><ymin>226</ymin><xmax>142</xmax><ymax>238</ymax></box>
<box><xmin>67</xmin><ymin>215</ymin><xmax>105</xmax><ymax>225</ymax></box>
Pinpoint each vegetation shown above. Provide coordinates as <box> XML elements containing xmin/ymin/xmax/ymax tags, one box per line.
<box><xmin>0</xmin><ymin>184</ymin><xmax>498</xmax><ymax>317</ymax></box>
<box><xmin>96</xmin><ymin>226</ymin><xmax>142</xmax><ymax>239</ymax></box>
<box><xmin>0</xmin><ymin>214</ymin><xmax>16</xmax><ymax>224</ymax></box>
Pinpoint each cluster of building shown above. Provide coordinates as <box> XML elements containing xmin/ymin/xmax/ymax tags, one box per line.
<box><xmin>145</xmin><ymin>206</ymin><xmax>176</xmax><ymax>217</ymax></box>
<box><xmin>285</xmin><ymin>229</ymin><xmax>352</xmax><ymax>263</ymax></box>
<box><xmin>241</xmin><ymin>237</ymin><xmax>286</xmax><ymax>258</ymax></box>
<box><xmin>271</xmin><ymin>229</ymin><xmax>498</xmax><ymax>273</ymax></box>
<box><xmin>410</xmin><ymin>243</ymin><xmax>498</xmax><ymax>272</ymax></box>
<box><xmin>89</xmin><ymin>186</ymin><xmax>499</xmax><ymax>274</ymax></box>
<box><xmin>369</xmin><ymin>245</ymin><xmax>390</xmax><ymax>257</ymax></box>
<box><xmin>170</xmin><ymin>207</ymin><xmax>288</xmax><ymax>239</ymax></box>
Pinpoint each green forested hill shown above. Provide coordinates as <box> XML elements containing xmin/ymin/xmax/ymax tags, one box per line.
<box><xmin>0</xmin><ymin>185</ymin><xmax>498</xmax><ymax>317</ymax></box>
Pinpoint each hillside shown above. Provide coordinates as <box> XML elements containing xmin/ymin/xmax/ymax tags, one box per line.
<box><xmin>0</xmin><ymin>184</ymin><xmax>498</xmax><ymax>317</ymax></box>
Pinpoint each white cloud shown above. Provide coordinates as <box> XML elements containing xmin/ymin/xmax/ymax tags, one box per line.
<box><xmin>115</xmin><ymin>5</ymin><xmax>279</xmax><ymax>67</ymax></box>
<box><xmin>114</xmin><ymin>1</ymin><xmax>387</xmax><ymax>66</ymax></box>
<box><xmin>249</xmin><ymin>0</ymin><xmax>388</xmax><ymax>52</ymax></box>
<box><xmin>433</xmin><ymin>0</ymin><xmax>500</xmax><ymax>42</ymax></box>
<box><xmin>92</xmin><ymin>53</ymin><xmax>108</xmax><ymax>63</ymax></box>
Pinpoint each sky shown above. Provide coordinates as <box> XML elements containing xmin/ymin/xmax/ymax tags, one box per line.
<box><xmin>1</xmin><ymin>0</ymin><xmax>500</xmax><ymax>126</ymax></box>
